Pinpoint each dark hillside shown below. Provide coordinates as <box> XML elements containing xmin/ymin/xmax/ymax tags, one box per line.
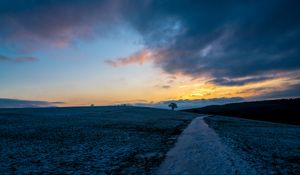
<box><xmin>183</xmin><ymin>98</ymin><xmax>300</xmax><ymax>125</ymax></box>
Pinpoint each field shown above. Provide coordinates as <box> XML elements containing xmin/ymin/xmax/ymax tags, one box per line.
<box><xmin>0</xmin><ymin>106</ymin><xmax>196</xmax><ymax>174</ymax></box>
<box><xmin>1</xmin><ymin>106</ymin><xmax>299</xmax><ymax>174</ymax></box>
<box><xmin>204</xmin><ymin>115</ymin><xmax>300</xmax><ymax>174</ymax></box>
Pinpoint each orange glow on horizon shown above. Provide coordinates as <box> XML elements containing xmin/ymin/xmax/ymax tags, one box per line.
<box><xmin>46</xmin><ymin>73</ymin><xmax>300</xmax><ymax>107</ymax></box>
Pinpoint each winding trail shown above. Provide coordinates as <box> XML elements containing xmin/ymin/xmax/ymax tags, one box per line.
<box><xmin>156</xmin><ymin>116</ymin><xmax>256</xmax><ymax>175</ymax></box>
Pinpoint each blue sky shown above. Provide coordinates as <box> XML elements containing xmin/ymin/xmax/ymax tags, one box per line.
<box><xmin>0</xmin><ymin>24</ymin><xmax>154</xmax><ymax>105</ymax></box>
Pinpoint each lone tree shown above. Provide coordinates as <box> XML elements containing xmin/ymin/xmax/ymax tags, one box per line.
<box><xmin>168</xmin><ymin>102</ymin><xmax>178</xmax><ymax>111</ymax></box>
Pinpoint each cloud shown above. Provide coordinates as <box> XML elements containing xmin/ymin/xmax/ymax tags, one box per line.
<box><xmin>14</xmin><ymin>56</ymin><xmax>38</xmax><ymax>62</ymax></box>
<box><xmin>0</xmin><ymin>55</ymin><xmax>10</xmax><ymax>62</ymax></box>
<box><xmin>160</xmin><ymin>85</ymin><xmax>171</xmax><ymax>89</ymax></box>
<box><xmin>121</xmin><ymin>1</ymin><xmax>300</xmax><ymax>85</ymax></box>
<box><xmin>0</xmin><ymin>54</ymin><xmax>38</xmax><ymax>63</ymax></box>
<box><xmin>0</xmin><ymin>98</ymin><xmax>64</xmax><ymax>108</ymax></box>
<box><xmin>153</xmin><ymin>84</ymin><xmax>172</xmax><ymax>89</ymax></box>
<box><xmin>105</xmin><ymin>49</ymin><xmax>153</xmax><ymax>67</ymax></box>
<box><xmin>135</xmin><ymin>97</ymin><xmax>244</xmax><ymax>110</ymax></box>
<box><xmin>0</xmin><ymin>0</ymin><xmax>122</xmax><ymax>50</ymax></box>
<box><xmin>210</xmin><ymin>75</ymin><xmax>278</xmax><ymax>86</ymax></box>
<box><xmin>256</xmin><ymin>83</ymin><xmax>300</xmax><ymax>100</ymax></box>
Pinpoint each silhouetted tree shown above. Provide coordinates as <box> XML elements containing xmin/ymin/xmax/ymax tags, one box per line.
<box><xmin>168</xmin><ymin>103</ymin><xmax>178</xmax><ymax>110</ymax></box>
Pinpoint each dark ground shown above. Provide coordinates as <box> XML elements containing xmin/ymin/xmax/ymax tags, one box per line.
<box><xmin>184</xmin><ymin>98</ymin><xmax>300</xmax><ymax>125</ymax></box>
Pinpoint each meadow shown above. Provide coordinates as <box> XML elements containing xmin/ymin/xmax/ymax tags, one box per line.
<box><xmin>0</xmin><ymin>106</ymin><xmax>196</xmax><ymax>174</ymax></box>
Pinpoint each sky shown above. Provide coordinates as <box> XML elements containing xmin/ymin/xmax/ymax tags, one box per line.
<box><xmin>0</xmin><ymin>0</ymin><xmax>299</xmax><ymax>108</ymax></box>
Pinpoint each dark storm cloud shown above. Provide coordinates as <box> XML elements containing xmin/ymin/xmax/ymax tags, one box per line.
<box><xmin>121</xmin><ymin>0</ymin><xmax>300</xmax><ymax>98</ymax></box>
<box><xmin>0</xmin><ymin>98</ymin><xmax>64</xmax><ymax>108</ymax></box>
<box><xmin>122</xmin><ymin>0</ymin><xmax>300</xmax><ymax>80</ymax></box>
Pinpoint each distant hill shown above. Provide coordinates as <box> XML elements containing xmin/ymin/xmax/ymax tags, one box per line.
<box><xmin>183</xmin><ymin>98</ymin><xmax>300</xmax><ymax>125</ymax></box>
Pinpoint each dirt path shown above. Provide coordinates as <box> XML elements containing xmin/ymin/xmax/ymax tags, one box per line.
<box><xmin>156</xmin><ymin>116</ymin><xmax>256</xmax><ymax>175</ymax></box>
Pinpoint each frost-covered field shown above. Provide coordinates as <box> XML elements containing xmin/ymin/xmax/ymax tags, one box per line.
<box><xmin>1</xmin><ymin>107</ymin><xmax>298</xmax><ymax>174</ymax></box>
<box><xmin>204</xmin><ymin>115</ymin><xmax>300</xmax><ymax>174</ymax></box>
<box><xmin>0</xmin><ymin>106</ymin><xmax>196</xmax><ymax>174</ymax></box>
